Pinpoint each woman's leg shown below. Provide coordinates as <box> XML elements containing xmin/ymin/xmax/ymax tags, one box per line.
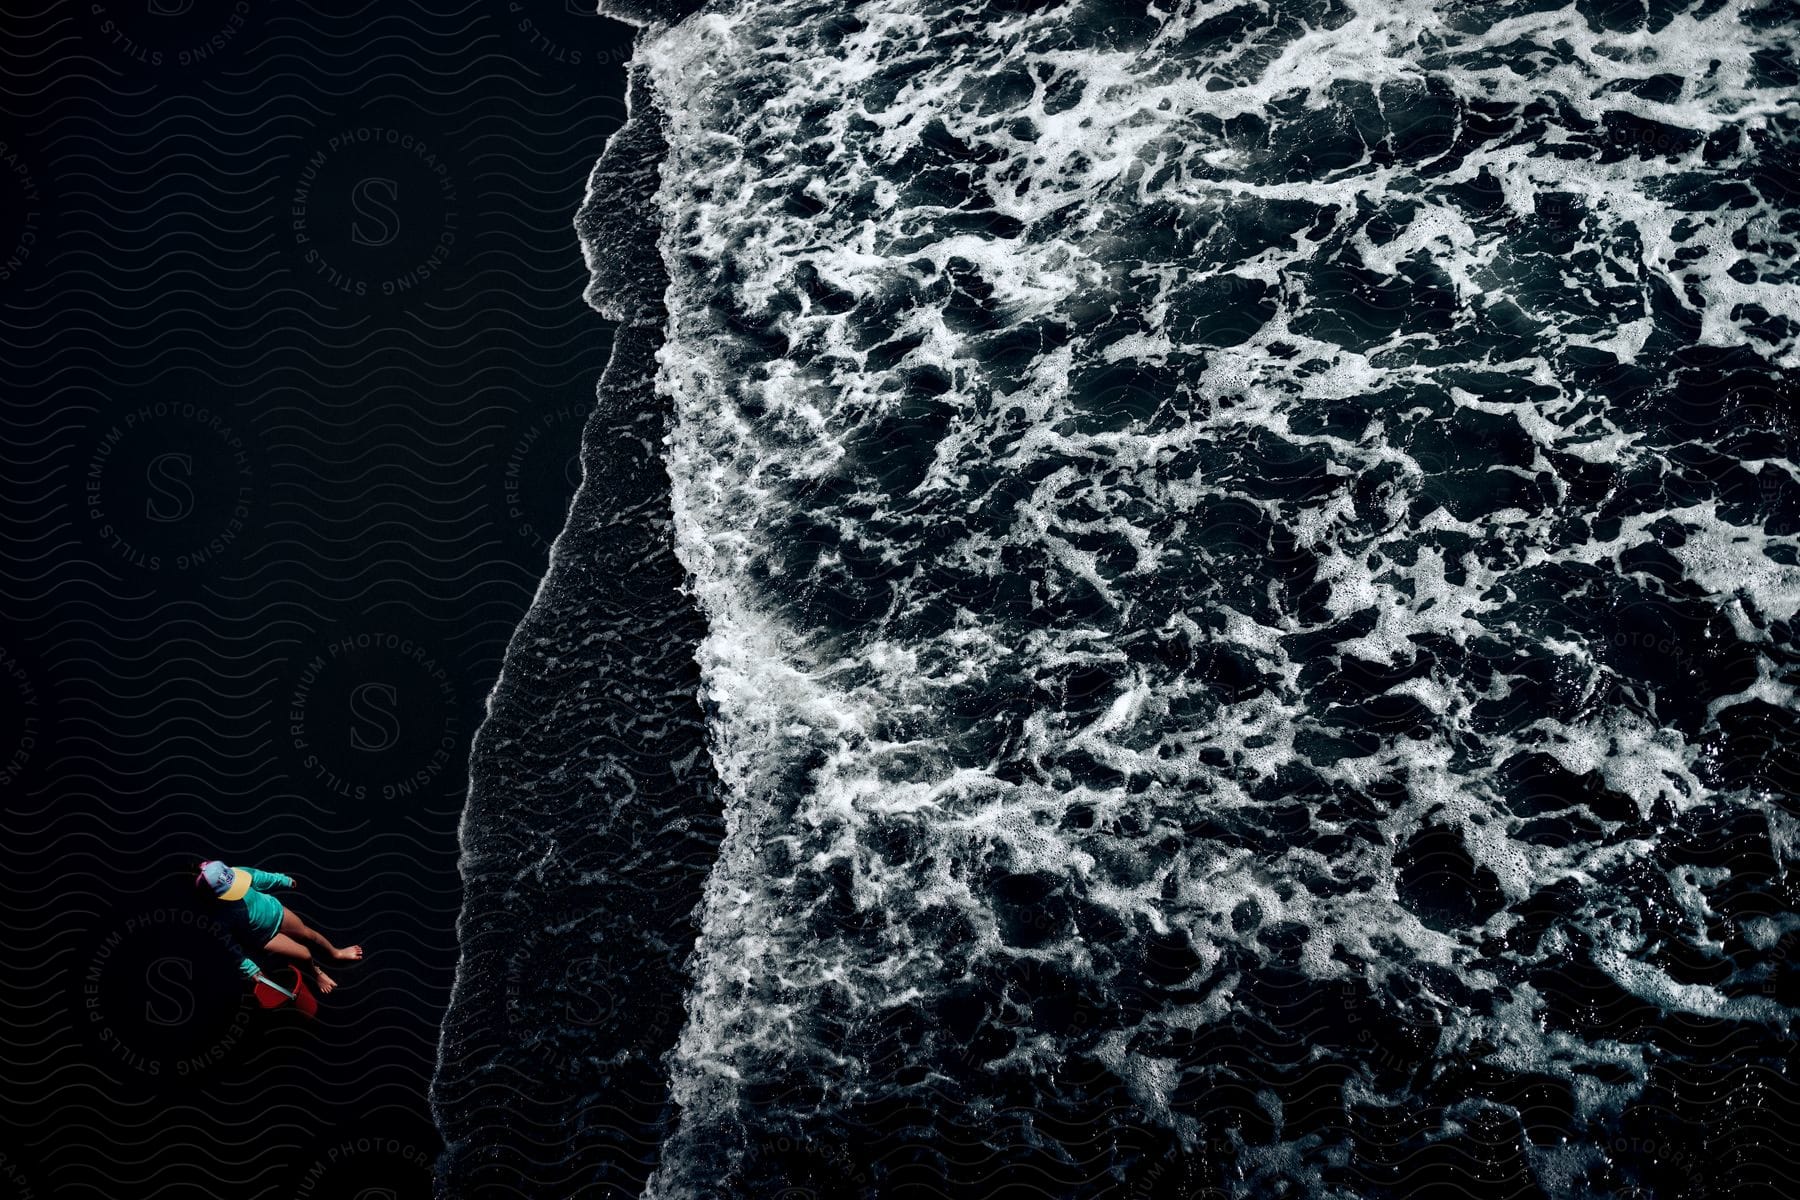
<box><xmin>263</xmin><ymin>932</ymin><xmax>311</xmax><ymax>963</ymax></box>
<box><xmin>264</xmin><ymin>932</ymin><xmax>339</xmax><ymax>993</ymax></box>
<box><xmin>278</xmin><ymin>907</ymin><xmax>362</xmax><ymax>962</ymax></box>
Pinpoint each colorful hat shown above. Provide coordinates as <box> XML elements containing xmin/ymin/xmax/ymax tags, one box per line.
<box><xmin>198</xmin><ymin>860</ymin><xmax>251</xmax><ymax>901</ymax></box>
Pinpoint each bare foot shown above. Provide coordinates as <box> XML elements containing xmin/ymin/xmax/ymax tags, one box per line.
<box><xmin>312</xmin><ymin>968</ymin><xmax>338</xmax><ymax>995</ymax></box>
<box><xmin>331</xmin><ymin>945</ymin><xmax>363</xmax><ymax>963</ymax></box>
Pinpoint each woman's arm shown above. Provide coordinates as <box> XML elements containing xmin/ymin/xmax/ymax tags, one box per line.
<box><xmin>238</xmin><ymin>866</ymin><xmax>295</xmax><ymax>891</ymax></box>
<box><xmin>222</xmin><ymin>926</ymin><xmax>260</xmax><ymax>981</ymax></box>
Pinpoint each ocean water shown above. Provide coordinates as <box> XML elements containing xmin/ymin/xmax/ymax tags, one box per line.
<box><xmin>482</xmin><ymin>0</ymin><xmax>1800</xmax><ymax>1195</ymax></box>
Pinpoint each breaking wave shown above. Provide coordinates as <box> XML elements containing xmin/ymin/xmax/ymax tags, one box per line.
<box><xmin>557</xmin><ymin>0</ymin><xmax>1800</xmax><ymax>1194</ymax></box>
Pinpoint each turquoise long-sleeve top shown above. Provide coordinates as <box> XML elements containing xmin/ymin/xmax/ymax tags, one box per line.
<box><xmin>213</xmin><ymin>866</ymin><xmax>294</xmax><ymax>980</ymax></box>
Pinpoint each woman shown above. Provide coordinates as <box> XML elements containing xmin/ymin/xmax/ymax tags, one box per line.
<box><xmin>195</xmin><ymin>860</ymin><xmax>363</xmax><ymax>994</ymax></box>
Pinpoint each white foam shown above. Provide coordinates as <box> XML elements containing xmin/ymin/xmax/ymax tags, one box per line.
<box><xmin>627</xmin><ymin>0</ymin><xmax>1800</xmax><ymax>1191</ymax></box>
